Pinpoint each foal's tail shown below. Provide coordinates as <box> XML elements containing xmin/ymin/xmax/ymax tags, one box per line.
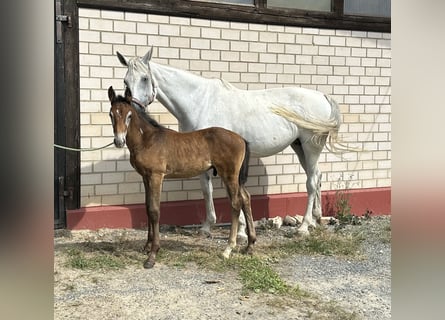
<box><xmin>239</xmin><ymin>140</ymin><xmax>250</xmax><ymax>186</ymax></box>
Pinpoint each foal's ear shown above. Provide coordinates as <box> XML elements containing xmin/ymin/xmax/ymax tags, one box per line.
<box><xmin>108</xmin><ymin>86</ymin><xmax>116</xmax><ymax>102</ymax></box>
<box><xmin>142</xmin><ymin>47</ymin><xmax>153</xmax><ymax>64</ymax></box>
<box><xmin>124</xmin><ymin>87</ymin><xmax>132</xmax><ymax>103</ymax></box>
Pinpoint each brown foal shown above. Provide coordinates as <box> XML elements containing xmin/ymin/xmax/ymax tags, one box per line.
<box><xmin>108</xmin><ymin>86</ymin><xmax>256</xmax><ymax>268</ymax></box>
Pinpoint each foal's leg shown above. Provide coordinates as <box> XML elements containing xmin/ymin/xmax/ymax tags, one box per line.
<box><xmin>222</xmin><ymin>179</ymin><xmax>241</xmax><ymax>259</ymax></box>
<box><xmin>200</xmin><ymin>172</ymin><xmax>247</xmax><ymax>241</ymax></box>
<box><xmin>240</xmin><ymin>186</ymin><xmax>256</xmax><ymax>255</ymax></box>
<box><xmin>199</xmin><ymin>172</ymin><xmax>216</xmax><ymax>236</ymax></box>
<box><xmin>143</xmin><ymin>174</ymin><xmax>164</xmax><ymax>269</ymax></box>
<box><xmin>142</xmin><ymin>177</ymin><xmax>152</xmax><ymax>253</ymax></box>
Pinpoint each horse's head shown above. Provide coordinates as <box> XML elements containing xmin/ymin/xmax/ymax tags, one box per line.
<box><xmin>116</xmin><ymin>48</ymin><xmax>157</xmax><ymax>112</ymax></box>
<box><xmin>108</xmin><ymin>86</ymin><xmax>133</xmax><ymax>148</ymax></box>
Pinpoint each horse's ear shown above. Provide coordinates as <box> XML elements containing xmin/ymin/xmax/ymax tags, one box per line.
<box><xmin>108</xmin><ymin>86</ymin><xmax>116</xmax><ymax>102</ymax></box>
<box><xmin>142</xmin><ymin>47</ymin><xmax>153</xmax><ymax>64</ymax></box>
<box><xmin>124</xmin><ymin>87</ymin><xmax>132</xmax><ymax>103</ymax></box>
<box><xmin>116</xmin><ymin>51</ymin><xmax>128</xmax><ymax>66</ymax></box>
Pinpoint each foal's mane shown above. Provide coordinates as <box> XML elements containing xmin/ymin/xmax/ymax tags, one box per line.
<box><xmin>114</xmin><ymin>95</ymin><xmax>164</xmax><ymax>129</ymax></box>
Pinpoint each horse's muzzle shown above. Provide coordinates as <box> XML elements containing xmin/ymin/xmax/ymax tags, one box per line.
<box><xmin>114</xmin><ymin>137</ymin><xmax>126</xmax><ymax>148</ymax></box>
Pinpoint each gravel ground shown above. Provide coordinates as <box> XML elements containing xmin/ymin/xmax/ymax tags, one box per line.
<box><xmin>54</xmin><ymin>216</ymin><xmax>390</xmax><ymax>319</ymax></box>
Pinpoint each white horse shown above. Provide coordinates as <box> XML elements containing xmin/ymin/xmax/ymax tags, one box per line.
<box><xmin>117</xmin><ymin>48</ymin><xmax>343</xmax><ymax>236</ymax></box>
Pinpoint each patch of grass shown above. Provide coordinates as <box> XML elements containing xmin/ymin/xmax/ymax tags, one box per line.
<box><xmin>64</xmin><ymin>247</ymin><xmax>140</xmax><ymax>270</ymax></box>
<box><xmin>237</xmin><ymin>256</ymin><xmax>305</xmax><ymax>297</ymax></box>
<box><xmin>264</xmin><ymin>227</ymin><xmax>363</xmax><ymax>258</ymax></box>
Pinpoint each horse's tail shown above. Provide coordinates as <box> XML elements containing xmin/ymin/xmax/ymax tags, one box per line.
<box><xmin>239</xmin><ymin>140</ymin><xmax>250</xmax><ymax>186</ymax></box>
<box><xmin>271</xmin><ymin>96</ymin><xmax>357</xmax><ymax>153</ymax></box>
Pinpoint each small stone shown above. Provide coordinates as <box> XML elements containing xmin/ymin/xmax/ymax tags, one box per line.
<box><xmin>283</xmin><ymin>215</ymin><xmax>297</xmax><ymax>226</ymax></box>
<box><xmin>267</xmin><ymin>216</ymin><xmax>283</xmax><ymax>229</ymax></box>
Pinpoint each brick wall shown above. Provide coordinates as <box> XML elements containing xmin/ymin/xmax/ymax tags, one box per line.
<box><xmin>78</xmin><ymin>8</ymin><xmax>391</xmax><ymax>208</ymax></box>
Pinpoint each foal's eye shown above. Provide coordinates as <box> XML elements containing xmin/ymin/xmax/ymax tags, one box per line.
<box><xmin>142</xmin><ymin>76</ymin><xmax>149</xmax><ymax>82</ymax></box>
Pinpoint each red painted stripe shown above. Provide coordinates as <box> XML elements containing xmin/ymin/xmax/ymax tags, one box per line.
<box><xmin>67</xmin><ymin>187</ymin><xmax>390</xmax><ymax>230</ymax></box>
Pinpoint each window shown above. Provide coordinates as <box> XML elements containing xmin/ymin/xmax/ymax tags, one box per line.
<box><xmin>268</xmin><ymin>0</ymin><xmax>331</xmax><ymax>12</ymax></box>
<box><xmin>344</xmin><ymin>0</ymin><xmax>390</xmax><ymax>18</ymax></box>
<box><xmin>194</xmin><ymin>0</ymin><xmax>254</xmax><ymax>5</ymax></box>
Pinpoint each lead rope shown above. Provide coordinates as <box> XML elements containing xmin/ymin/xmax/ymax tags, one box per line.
<box><xmin>54</xmin><ymin>141</ymin><xmax>114</xmax><ymax>152</ymax></box>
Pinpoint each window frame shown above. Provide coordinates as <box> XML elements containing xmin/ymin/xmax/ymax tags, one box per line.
<box><xmin>78</xmin><ymin>0</ymin><xmax>390</xmax><ymax>32</ymax></box>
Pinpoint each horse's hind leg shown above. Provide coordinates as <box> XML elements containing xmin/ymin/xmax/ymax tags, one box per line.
<box><xmin>199</xmin><ymin>172</ymin><xmax>216</xmax><ymax>236</ymax></box>
<box><xmin>291</xmin><ymin>140</ymin><xmax>323</xmax><ymax>235</ymax></box>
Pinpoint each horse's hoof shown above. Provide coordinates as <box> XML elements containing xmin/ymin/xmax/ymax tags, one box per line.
<box><xmin>199</xmin><ymin>228</ymin><xmax>212</xmax><ymax>238</ymax></box>
<box><xmin>236</xmin><ymin>233</ymin><xmax>248</xmax><ymax>244</ymax></box>
<box><xmin>243</xmin><ymin>246</ymin><xmax>254</xmax><ymax>256</ymax></box>
<box><xmin>143</xmin><ymin>259</ymin><xmax>155</xmax><ymax>269</ymax></box>
<box><xmin>296</xmin><ymin>227</ymin><xmax>310</xmax><ymax>237</ymax></box>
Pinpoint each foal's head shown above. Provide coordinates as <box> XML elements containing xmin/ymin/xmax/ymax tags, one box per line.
<box><xmin>108</xmin><ymin>86</ymin><xmax>134</xmax><ymax>148</ymax></box>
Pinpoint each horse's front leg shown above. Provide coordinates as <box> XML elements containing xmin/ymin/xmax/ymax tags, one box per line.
<box><xmin>143</xmin><ymin>174</ymin><xmax>163</xmax><ymax>269</ymax></box>
<box><xmin>199</xmin><ymin>172</ymin><xmax>216</xmax><ymax>236</ymax></box>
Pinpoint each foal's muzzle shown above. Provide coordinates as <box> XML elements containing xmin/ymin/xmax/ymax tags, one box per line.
<box><xmin>114</xmin><ymin>136</ymin><xmax>126</xmax><ymax>148</ymax></box>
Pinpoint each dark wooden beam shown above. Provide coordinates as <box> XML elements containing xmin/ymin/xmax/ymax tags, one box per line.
<box><xmin>77</xmin><ymin>0</ymin><xmax>390</xmax><ymax>33</ymax></box>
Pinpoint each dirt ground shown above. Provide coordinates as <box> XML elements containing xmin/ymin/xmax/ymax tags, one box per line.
<box><xmin>54</xmin><ymin>216</ymin><xmax>391</xmax><ymax>319</ymax></box>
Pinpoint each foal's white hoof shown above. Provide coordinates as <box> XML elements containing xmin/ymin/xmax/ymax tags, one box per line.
<box><xmin>222</xmin><ymin>247</ymin><xmax>232</xmax><ymax>259</ymax></box>
<box><xmin>236</xmin><ymin>232</ymin><xmax>248</xmax><ymax>244</ymax></box>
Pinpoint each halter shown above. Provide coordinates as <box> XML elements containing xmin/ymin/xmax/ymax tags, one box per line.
<box><xmin>128</xmin><ymin>58</ymin><xmax>158</xmax><ymax>110</ymax></box>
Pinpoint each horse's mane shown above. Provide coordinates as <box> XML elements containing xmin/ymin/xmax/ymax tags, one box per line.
<box><xmin>115</xmin><ymin>95</ymin><xmax>164</xmax><ymax>129</ymax></box>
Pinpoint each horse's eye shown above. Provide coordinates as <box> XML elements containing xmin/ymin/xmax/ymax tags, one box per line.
<box><xmin>142</xmin><ymin>76</ymin><xmax>148</xmax><ymax>82</ymax></box>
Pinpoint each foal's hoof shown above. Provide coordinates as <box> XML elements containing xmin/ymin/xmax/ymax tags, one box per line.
<box><xmin>236</xmin><ymin>233</ymin><xmax>248</xmax><ymax>244</ymax></box>
<box><xmin>143</xmin><ymin>259</ymin><xmax>155</xmax><ymax>269</ymax></box>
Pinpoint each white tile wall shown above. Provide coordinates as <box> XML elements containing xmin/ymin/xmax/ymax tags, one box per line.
<box><xmin>79</xmin><ymin>9</ymin><xmax>391</xmax><ymax>207</ymax></box>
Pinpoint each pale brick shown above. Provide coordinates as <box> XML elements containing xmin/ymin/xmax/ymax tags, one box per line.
<box><xmin>101</xmin><ymin>32</ymin><xmax>124</xmax><ymax>44</ymax></box>
<box><xmin>96</xmin><ymin>184</ymin><xmax>118</xmax><ymax>195</ymax></box>
<box><xmin>102</xmin><ymin>195</ymin><xmax>125</xmax><ymax>206</ymax></box>
<box><xmin>180</xmin><ymin>48</ymin><xmax>200</xmax><ymax>60</ymax></box>
<box><xmin>222</xmin><ymin>29</ymin><xmax>240</xmax><ymax>40</ymax></box>
<box><xmin>90</xmin><ymin>19</ymin><xmax>113</xmax><ymax>31</ymax></box>
<box><xmin>80</xmin><ymin>30</ymin><xmax>100</xmax><ymax>42</ymax></box>
<box><xmin>170</xmin><ymin>16</ymin><xmax>190</xmax><ymax>25</ymax></box>
<box><xmin>125</xmin><ymin>33</ymin><xmax>147</xmax><ymax>46</ymax></box>
<box><xmin>148</xmin><ymin>15</ymin><xmax>169</xmax><ymax>24</ymax></box>
<box><xmin>278</xmin><ymin>33</ymin><xmax>295</xmax><ymax>43</ymax></box>
<box><xmin>221</xmin><ymin>51</ymin><xmax>240</xmax><ymax>61</ymax></box>
<box><xmin>191</xmin><ymin>38</ymin><xmax>210</xmax><ymax>49</ymax></box>
<box><xmin>101</xmin><ymin>10</ymin><xmax>123</xmax><ymax>20</ymax></box>
<box><xmin>158</xmin><ymin>47</ymin><xmax>179</xmax><ymax>59</ymax></box>
<box><xmin>285</xmin><ymin>44</ymin><xmax>302</xmax><ymax>54</ymax></box>
<box><xmin>114</xmin><ymin>21</ymin><xmax>136</xmax><ymax>33</ymax></box>
<box><xmin>181</xmin><ymin>26</ymin><xmax>200</xmax><ymax>37</ymax></box>
<box><xmin>231</xmin><ymin>41</ymin><xmax>249</xmax><ymax>51</ymax></box>
<box><xmin>241</xmin><ymin>30</ymin><xmax>258</xmax><ymax>41</ymax></box>
<box><xmin>260</xmin><ymin>32</ymin><xmax>277</xmax><ymax>42</ymax></box>
<box><xmin>211</xmin><ymin>40</ymin><xmax>230</xmax><ymax>51</ymax></box>
<box><xmin>202</xmin><ymin>27</ymin><xmax>221</xmax><ymax>39</ymax></box>
<box><xmin>102</xmin><ymin>172</ymin><xmax>124</xmax><ymax>184</ymax></box>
